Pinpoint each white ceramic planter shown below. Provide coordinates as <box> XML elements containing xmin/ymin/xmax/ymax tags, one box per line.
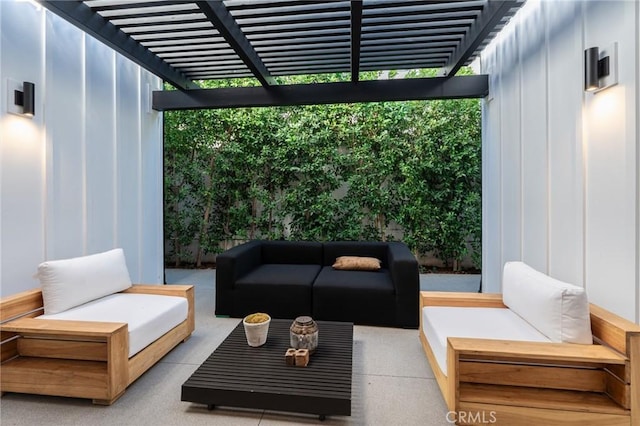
<box><xmin>243</xmin><ymin>315</ymin><xmax>271</xmax><ymax>347</ymax></box>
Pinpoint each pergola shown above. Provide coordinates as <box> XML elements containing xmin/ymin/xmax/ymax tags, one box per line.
<box><xmin>2</xmin><ymin>1</ymin><xmax>640</xmax><ymax>422</ymax></box>
<box><xmin>40</xmin><ymin>0</ymin><xmax>524</xmax><ymax>109</ymax></box>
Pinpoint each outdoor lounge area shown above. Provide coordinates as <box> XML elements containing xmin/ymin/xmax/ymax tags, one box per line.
<box><xmin>2</xmin><ymin>0</ymin><xmax>640</xmax><ymax>425</ymax></box>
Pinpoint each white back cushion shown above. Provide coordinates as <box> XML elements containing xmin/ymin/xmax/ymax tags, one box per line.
<box><xmin>503</xmin><ymin>261</ymin><xmax>592</xmax><ymax>344</ymax></box>
<box><xmin>38</xmin><ymin>248</ymin><xmax>132</xmax><ymax>315</ymax></box>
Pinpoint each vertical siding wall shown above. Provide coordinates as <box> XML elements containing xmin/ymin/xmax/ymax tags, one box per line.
<box><xmin>0</xmin><ymin>1</ymin><xmax>164</xmax><ymax>297</ymax></box>
<box><xmin>481</xmin><ymin>0</ymin><xmax>640</xmax><ymax>322</ymax></box>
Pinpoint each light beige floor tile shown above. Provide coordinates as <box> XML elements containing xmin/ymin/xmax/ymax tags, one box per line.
<box><xmin>353</xmin><ymin>326</ymin><xmax>434</xmax><ymax>379</ymax></box>
<box><xmin>259</xmin><ymin>375</ymin><xmax>448</xmax><ymax>426</ymax></box>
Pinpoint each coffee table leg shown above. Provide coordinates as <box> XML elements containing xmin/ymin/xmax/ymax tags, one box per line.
<box><xmin>207</xmin><ymin>404</ymin><xmax>215</xmax><ymax>411</ymax></box>
<box><xmin>319</xmin><ymin>415</ymin><xmax>326</xmax><ymax>421</ymax></box>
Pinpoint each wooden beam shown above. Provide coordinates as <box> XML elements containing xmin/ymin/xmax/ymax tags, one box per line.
<box><xmin>196</xmin><ymin>1</ymin><xmax>275</xmax><ymax>87</ymax></box>
<box><xmin>350</xmin><ymin>1</ymin><xmax>363</xmax><ymax>83</ymax></box>
<box><xmin>440</xmin><ymin>0</ymin><xmax>520</xmax><ymax>77</ymax></box>
<box><xmin>152</xmin><ymin>75</ymin><xmax>488</xmax><ymax>110</ymax></box>
<box><xmin>39</xmin><ymin>0</ymin><xmax>197</xmax><ymax>91</ymax></box>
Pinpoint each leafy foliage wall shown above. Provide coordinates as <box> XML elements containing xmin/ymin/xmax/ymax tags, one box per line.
<box><xmin>164</xmin><ymin>70</ymin><xmax>481</xmax><ymax>269</ymax></box>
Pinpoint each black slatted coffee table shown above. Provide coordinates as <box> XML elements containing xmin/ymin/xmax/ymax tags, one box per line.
<box><xmin>182</xmin><ymin>319</ymin><xmax>353</xmax><ymax>420</ymax></box>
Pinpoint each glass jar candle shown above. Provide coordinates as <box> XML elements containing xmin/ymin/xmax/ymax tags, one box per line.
<box><xmin>290</xmin><ymin>316</ymin><xmax>319</xmax><ymax>354</ymax></box>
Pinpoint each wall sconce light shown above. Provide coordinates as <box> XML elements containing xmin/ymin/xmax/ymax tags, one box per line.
<box><xmin>6</xmin><ymin>79</ymin><xmax>35</xmax><ymax>117</ymax></box>
<box><xmin>584</xmin><ymin>47</ymin><xmax>607</xmax><ymax>91</ymax></box>
<box><xmin>14</xmin><ymin>81</ymin><xmax>35</xmax><ymax>117</ymax></box>
<box><xmin>584</xmin><ymin>43</ymin><xmax>618</xmax><ymax>93</ymax></box>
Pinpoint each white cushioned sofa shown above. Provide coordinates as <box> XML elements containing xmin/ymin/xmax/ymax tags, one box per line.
<box><xmin>0</xmin><ymin>249</ymin><xmax>195</xmax><ymax>405</ymax></box>
<box><xmin>420</xmin><ymin>262</ymin><xmax>640</xmax><ymax>425</ymax></box>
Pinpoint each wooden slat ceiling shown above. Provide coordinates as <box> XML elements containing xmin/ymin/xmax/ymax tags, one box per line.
<box><xmin>40</xmin><ymin>0</ymin><xmax>525</xmax><ymax>91</ymax></box>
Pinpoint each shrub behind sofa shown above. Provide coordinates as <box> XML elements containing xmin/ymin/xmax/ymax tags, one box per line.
<box><xmin>215</xmin><ymin>240</ymin><xmax>419</xmax><ymax>328</ymax></box>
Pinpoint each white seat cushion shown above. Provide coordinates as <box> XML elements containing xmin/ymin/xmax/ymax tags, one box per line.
<box><xmin>422</xmin><ymin>306</ymin><xmax>550</xmax><ymax>375</ymax></box>
<box><xmin>37</xmin><ymin>293</ymin><xmax>188</xmax><ymax>357</ymax></box>
<box><xmin>37</xmin><ymin>248</ymin><xmax>132</xmax><ymax>315</ymax></box>
<box><xmin>502</xmin><ymin>261</ymin><xmax>592</xmax><ymax>344</ymax></box>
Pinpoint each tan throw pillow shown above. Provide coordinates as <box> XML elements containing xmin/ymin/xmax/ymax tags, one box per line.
<box><xmin>332</xmin><ymin>256</ymin><xmax>381</xmax><ymax>271</ymax></box>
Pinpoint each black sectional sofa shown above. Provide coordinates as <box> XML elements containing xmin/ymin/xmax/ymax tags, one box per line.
<box><xmin>215</xmin><ymin>240</ymin><xmax>419</xmax><ymax>328</ymax></box>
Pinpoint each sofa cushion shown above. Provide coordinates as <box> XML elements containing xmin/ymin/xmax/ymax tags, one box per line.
<box><xmin>313</xmin><ymin>266</ymin><xmax>395</xmax><ymax>325</ymax></box>
<box><xmin>237</xmin><ymin>264</ymin><xmax>321</xmax><ymax>287</ymax></box>
<box><xmin>261</xmin><ymin>241</ymin><xmax>323</xmax><ymax>264</ymax></box>
<box><xmin>234</xmin><ymin>264</ymin><xmax>320</xmax><ymax>319</ymax></box>
<box><xmin>422</xmin><ymin>306</ymin><xmax>550</xmax><ymax>375</ymax></box>
<box><xmin>503</xmin><ymin>261</ymin><xmax>592</xmax><ymax>344</ymax></box>
<box><xmin>37</xmin><ymin>248</ymin><xmax>132</xmax><ymax>315</ymax></box>
<box><xmin>37</xmin><ymin>293</ymin><xmax>188</xmax><ymax>357</ymax></box>
<box><xmin>314</xmin><ymin>266</ymin><xmax>393</xmax><ymax>292</ymax></box>
<box><xmin>332</xmin><ymin>256</ymin><xmax>381</xmax><ymax>271</ymax></box>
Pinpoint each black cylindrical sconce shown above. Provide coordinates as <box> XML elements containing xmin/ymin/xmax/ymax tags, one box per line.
<box><xmin>584</xmin><ymin>47</ymin><xmax>599</xmax><ymax>91</ymax></box>
<box><xmin>22</xmin><ymin>82</ymin><xmax>35</xmax><ymax>116</ymax></box>
<box><xmin>13</xmin><ymin>81</ymin><xmax>35</xmax><ymax>117</ymax></box>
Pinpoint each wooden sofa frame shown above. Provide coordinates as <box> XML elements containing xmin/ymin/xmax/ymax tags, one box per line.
<box><xmin>419</xmin><ymin>291</ymin><xmax>640</xmax><ymax>426</ymax></box>
<box><xmin>0</xmin><ymin>284</ymin><xmax>195</xmax><ymax>405</ymax></box>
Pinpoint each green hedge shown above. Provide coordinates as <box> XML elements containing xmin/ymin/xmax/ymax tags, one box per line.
<box><xmin>164</xmin><ymin>70</ymin><xmax>481</xmax><ymax>269</ymax></box>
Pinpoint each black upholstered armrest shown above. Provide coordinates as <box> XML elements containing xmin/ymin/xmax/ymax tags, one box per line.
<box><xmin>215</xmin><ymin>240</ymin><xmax>262</xmax><ymax>315</ymax></box>
<box><xmin>387</xmin><ymin>242</ymin><xmax>420</xmax><ymax>328</ymax></box>
<box><xmin>216</xmin><ymin>240</ymin><xmax>262</xmax><ymax>285</ymax></box>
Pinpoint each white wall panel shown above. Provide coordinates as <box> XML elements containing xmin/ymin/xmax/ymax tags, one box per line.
<box><xmin>116</xmin><ymin>57</ymin><xmax>142</xmax><ymax>282</ymax></box>
<box><xmin>140</xmin><ymin>75</ymin><xmax>164</xmax><ymax>283</ymax></box>
<box><xmin>45</xmin><ymin>13</ymin><xmax>85</xmax><ymax>261</ymax></box>
<box><xmin>519</xmin><ymin>3</ymin><xmax>548</xmax><ymax>273</ymax></box>
<box><xmin>0</xmin><ymin>1</ymin><xmax>163</xmax><ymax>297</ymax></box>
<box><xmin>545</xmin><ymin>1</ymin><xmax>584</xmax><ymax>285</ymax></box>
<box><xmin>482</xmin><ymin>0</ymin><xmax>639</xmax><ymax>322</ymax></box>
<box><xmin>499</xmin><ymin>25</ymin><xmax>522</xmax><ymax>267</ymax></box>
<box><xmin>481</xmin><ymin>46</ymin><xmax>503</xmax><ymax>293</ymax></box>
<box><xmin>583</xmin><ymin>1</ymin><xmax>637</xmax><ymax>320</ymax></box>
<box><xmin>85</xmin><ymin>37</ymin><xmax>117</xmax><ymax>255</ymax></box>
<box><xmin>0</xmin><ymin>0</ymin><xmax>45</xmax><ymax>296</ymax></box>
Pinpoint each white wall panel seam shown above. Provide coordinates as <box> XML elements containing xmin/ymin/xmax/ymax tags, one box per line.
<box><xmin>577</xmin><ymin>8</ymin><xmax>585</xmax><ymax>288</ymax></box>
<box><xmin>498</xmin><ymin>40</ymin><xmax>503</xmax><ymax>272</ymax></box>
<box><xmin>39</xmin><ymin>5</ymin><xmax>46</xmax><ymax>266</ymax></box>
<box><xmin>0</xmin><ymin>1</ymin><xmax>3</xmax><ymax>292</ymax></box>
<box><xmin>517</xmin><ymin>16</ymin><xmax>525</xmax><ymax>263</ymax></box>
<box><xmin>43</xmin><ymin>11</ymin><xmax>54</xmax><ymax>262</ymax></box>
<box><xmin>159</xmin><ymin>83</ymin><xmax>163</xmax><ymax>282</ymax></box>
<box><xmin>543</xmin><ymin>0</ymin><xmax>551</xmax><ymax>275</ymax></box>
<box><xmin>575</xmin><ymin>3</ymin><xmax>583</xmax><ymax>285</ymax></box>
<box><xmin>498</xmin><ymin>45</ymin><xmax>504</xmax><ymax>279</ymax></box>
<box><xmin>635</xmin><ymin>2</ymin><xmax>640</xmax><ymax>324</ymax></box>
<box><xmin>137</xmin><ymin>68</ymin><xmax>143</xmax><ymax>284</ymax></box>
<box><xmin>480</xmin><ymin>50</ymin><xmax>488</xmax><ymax>291</ymax></box>
<box><xmin>498</xmin><ymin>48</ymin><xmax>503</xmax><ymax>292</ymax></box>
<box><xmin>81</xmin><ymin>33</ymin><xmax>88</xmax><ymax>255</ymax></box>
<box><xmin>580</xmin><ymin>1</ymin><xmax>588</xmax><ymax>291</ymax></box>
<box><xmin>112</xmin><ymin>51</ymin><xmax>118</xmax><ymax>248</ymax></box>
